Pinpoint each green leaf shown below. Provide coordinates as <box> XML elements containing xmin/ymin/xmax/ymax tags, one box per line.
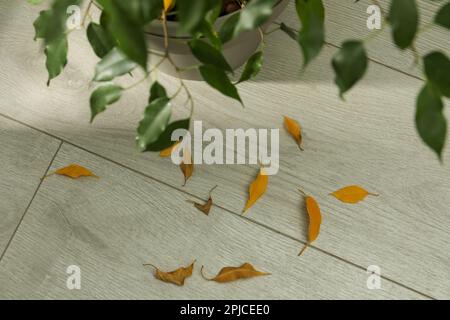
<box><xmin>389</xmin><ymin>0</ymin><xmax>419</xmax><ymax>49</ymax></box>
<box><xmin>144</xmin><ymin>119</ymin><xmax>191</xmax><ymax>152</ymax></box>
<box><xmin>219</xmin><ymin>0</ymin><xmax>277</xmax><ymax>43</ymax></box>
<box><xmin>416</xmin><ymin>84</ymin><xmax>447</xmax><ymax>160</ymax></box>
<box><xmin>219</xmin><ymin>13</ymin><xmax>240</xmax><ymax>44</ymax></box>
<box><xmin>115</xmin><ymin>0</ymin><xmax>164</xmax><ymax>25</ymax></box>
<box><xmin>149</xmin><ymin>81</ymin><xmax>168</xmax><ymax>103</ymax></box>
<box><xmin>28</xmin><ymin>0</ymin><xmax>44</xmax><ymax>4</ymax></box>
<box><xmin>188</xmin><ymin>39</ymin><xmax>232</xmax><ymax>72</ymax></box>
<box><xmin>177</xmin><ymin>0</ymin><xmax>215</xmax><ymax>34</ymax></box>
<box><xmin>136</xmin><ymin>98</ymin><xmax>172</xmax><ymax>151</ymax></box>
<box><xmin>90</xmin><ymin>84</ymin><xmax>123</xmax><ymax>122</ymax></box>
<box><xmin>435</xmin><ymin>2</ymin><xmax>450</xmax><ymax>29</ymax></box>
<box><xmin>94</xmin><ymin>48</ymin><xmax>137</xmax><ymax>82</ymax></box>
<box><xmin>198</xmin><ymin>20</ymin><xmax>222</xmax><ymax>50</ymax></box>
<box><xmin>33</xmin><ymin>10</ymin><xmax>51</xmax><ymax>40</ymax></box>
<box><xmin>205</xmin><ymin>0</ymin><xmax>222</xmax><ymax>25</ymax></box>
<box><xmin>87</xmin><ymin>23</ymin><xmax>115</xmax><ymax>58</ymax></box>
<box><xmin>238</xmin><ymin>51</ymin><xmax>264</xmax><ymax>83</ymax></box>
<box><xmin>199</xmin><ymin>65</ymin><xmax>242</xmax><ymax>104</ymax></box>
<box><xmin>45</xmin><ymin>36</ymin><xmax>68</xmax><ymax>86</ymax></box>
<box><xmin>295</xmin><ymin>0</ymin><xmax>325</xmax><ymax>67</ymax></box>
<box><xmin>33</xmin><ymin>0</ymin><xmax>81</xmax><ymax>44</ymax></box>
<box><xmin>424</xmin><ymin>51</ymin><xmax>450</xmax><ymax>98</ymax></box>
<box><xmin>332</xmin><ymin>40</ymin><xmax>368</xmax><ymax>98</ymax></box>
<box><xmin>33</xmin><ymin>0</ymin><xmax>81</xmax><ymax>83</ymax></box>
<box><xmin>97</xmin><ymin>0</ymin><xmax>148</xmax><ymax>70</ymax></box>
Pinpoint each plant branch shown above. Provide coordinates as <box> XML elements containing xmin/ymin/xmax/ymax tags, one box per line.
<box><xmin>123</xmin><ymin>57</ymin><xmax>166</xmax><ymax>91</ymax></box>
<box><xmin>161</xmin><ymin>10</ymin><xmax>195</xmax><ymax>118</ymax></box>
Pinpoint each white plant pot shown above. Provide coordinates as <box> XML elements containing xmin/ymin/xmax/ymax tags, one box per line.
<box><xmin>145</xmin><ymin>0</ymin><xmax>290</xmax><ymax>80</ymax></box>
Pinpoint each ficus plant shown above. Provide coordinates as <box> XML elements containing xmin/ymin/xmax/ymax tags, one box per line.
<box><xmin>30</xmin><ymin>0</ymin><xmax>450</xmax><ymax>159</ymax></box>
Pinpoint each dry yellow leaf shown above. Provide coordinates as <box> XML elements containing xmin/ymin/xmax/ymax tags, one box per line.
<box><xmin>284</xmin><ymin>116</ymin><xmax>304</xmax><ymax>151</ymax></box>
<box><xmin>201</xmin><ymin>263</ymin><xmax>270</xmax><ymax>283</ymax></box>
<box><xmin>331</xmin><ymin>185</ymin><xmax>379</xmax><ymax>204</ymax></box>
<box><xmin>159</xmin><ymin>142</ymin><xmax>179</xmax><ymax>158</ymax></box>
<box><xmin>187</xmin><ymin>185</ymin><xmax>217</xmax><ymax>215</ymax></box>
<box><xmin>298</xmin><ymin>189</ymin><xmax>322</xmax><ymax>256</ymax></box>
<box><xmin>179</xmin><ymin>146</ymin><xmax>193</xmax><ymax>186</ymax></box>
<box><xmin>180</xmin><ymin>161</ymin><xmax>193</xmax><ymax>186</ymax></box>
<box><xmin>45</xmin><ymin>164</ymin><xmax>98</xmax><ymax>179</ymax></box>
<box><xmin>243</xmin><ymin>168</ymin><xmax>268</xmax><ymax>213</ymax></box>
<box><xmin>164</xmin><ymin>0</ymin><xmax>175</xmax><ymax>12</ymax></box>
<box><xmin>143</xmin><ymin>261</ymin><xmax>195</xmax><ymax>286</ymax></box>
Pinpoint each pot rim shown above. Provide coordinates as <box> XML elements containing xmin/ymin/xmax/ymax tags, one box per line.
<box><xmin>145</xmin><ymin>0</ymin><xmax>284</xmax><ymax>39</ymax></box>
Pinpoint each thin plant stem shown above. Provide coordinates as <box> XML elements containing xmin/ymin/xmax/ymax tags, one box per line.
<box><xmin>123</xmin><ymin>57</ymin><xmax>166</xmax><ymax>91</ymax></box>
<box><xmin>200</xmin><ymin>266</ymin><xmax>213</xmax><ymax>281</ymax></box>
<box><xmin>298</xmin><ymin>242</ymin><xmax>309</xmax><ymax>256</ymax></box>
<box><xmin>161</xmin><ymin>10</ymin><xmax>195</xmax><ymax>118</ymax></box>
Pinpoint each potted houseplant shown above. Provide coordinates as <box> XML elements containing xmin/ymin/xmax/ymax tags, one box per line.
<box><xmin>31</xmin><ymin>0</ymin><xmax>450</xmax><ymax>158</ymax></box>
<box><xmin>143</xmin><ymin>0</ymin><xmax>290</xmax><ymax>79</ymax></box>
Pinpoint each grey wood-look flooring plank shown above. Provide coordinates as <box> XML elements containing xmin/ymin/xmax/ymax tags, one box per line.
<box><xmin>0</xmin><ymin>143</ymin><xmax>425</xmax><ymax>299</ymax></box>
<box><xmin>0</xmin><ymin>116</ymin><xmax>60</xmax><ymax>255</ymax></box>
<box><xmin>252</xmin><ymin>0</ymin><xmax>450</xmax><ymax>80</ymax></box>
<box><xmin>1</xmin><ymin>1</ymin><xmax>449</xmax><ymax>299</ymax></box>
<box><xmin>321</xmin><ymin>0</ymin><xmax>449</xmax><ymax>79</ymax></box>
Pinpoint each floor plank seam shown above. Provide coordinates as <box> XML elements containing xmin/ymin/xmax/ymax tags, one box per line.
<box><xmin>0</xmin><ymin>140</ymin><xmax>63</xmax><ymax>262</ymax></box>
<box><xmin>210</xmin><ymin>202</ymin><xmax>435</xmax><ymax>300</ymax></box>
<box><xmin>0</xmin><ymin>114</ymin><xmax>435</xmax><ymax>299</ymax></box>
<box><xmin>324</xmin><ymin>41</ymin><xmax>424</xmax><ymax>82</ymax></box>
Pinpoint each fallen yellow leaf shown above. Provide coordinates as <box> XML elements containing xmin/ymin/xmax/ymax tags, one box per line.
<box><xmin>180</xmin><ymin>161</ymin><xmax>193</xmax><ymax>186</ymax></box>
<box><xmin>243</xmin><ymin>168</ymin><xmax>268</xmax><ymax>213</ymax></box>
<box><xmin>45</xmin><ymin>164</ymin><xmax>98</xmax><ymax>179</ymax></box>
<box><xmin>284</xmin><ymin>116</ymin><xmax>304</xmax><ymax>151</ymax></box>
<box><xmin>298</xmin><ymin>189</ymin><xmax>322</xmax><ymax>256</ymax></box>
<box><xmin>143</xmin><ymin>260</ymin><xmax>195</xmax><ymax>286</ymax></box>
<box><xmin>201</xmin><ymin>263</ymin><xmax>270</xmax><ymax>283</ymax></box>
<box><xmin>179</xmin><ymin>146</ymin><xmax>193</xmax><ymax>186</ymax></box>
<box><xmin>331</xmin><ymin>185</ymin><xmax>379</xmax><ymax>204</ymax></box>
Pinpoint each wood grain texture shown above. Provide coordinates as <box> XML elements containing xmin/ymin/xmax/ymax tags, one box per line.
<box><xmin>0</xmin><ymin>1</ymin><xmax>449</xmax><ymax>299</ymax></box>
<box><xmin>0</xmin><ymin>117</ymin><xmax>60</xmax><ymax>254</ymax></box>
<box><xmin>322</xmin><ymin>0</ymin><xmax>450</xmax><ymax>79</ymax></box>
<box><xmin>0</xmin><ymin>144</ymin><xmax>424</xmax><ymax>299</ymax></box>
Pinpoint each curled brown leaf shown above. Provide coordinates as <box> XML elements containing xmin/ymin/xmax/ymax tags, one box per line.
<box><xmin>143</xmin><ymin>260</ymin><xmax>195</xmax><ymax>286</ymax></box>
<box><xmin>187</xmin><ymin>185</ymin><xmax>218</xmax><ymax>215</ymax></box>
<box><xmin>200</xmin><ymin>263</ymin><xmax>270</xmax><ymax>283</ymax></box>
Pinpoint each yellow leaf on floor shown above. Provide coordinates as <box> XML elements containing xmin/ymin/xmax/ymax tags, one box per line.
<box><xmin>180</xmin><ymin>161</ymin><xmax>193</xmax><ymax>186</ymax></box>
<box><xmin>284</xmin><ymin>116</ymin><xmax>304</xmax><ymax>151</ymax></box>
<box><xmin>179</xmin><ymin>146</ymin><xmax>193</xmax><ymax>186</ymax></box>
<box><xmin>46</xmin><ymin>164</ymin><xmax>98</xmax><ymax>179</ymax></box>
<box><xmin>331</xmin><ymin>185</ymin><xmax>379</xmax><ymax>204</ymax></box>
<box><xmin>143</xmin><ymin>261</ymin><xmax>195</xmax><ymax>286</ymax></box>
<box><xmin>187</xmin><ymin>185</ymin><xmax>217</xmax><ymax>215</ymax></box>
<box><xmin>201</xmin><ymin>263</ymin><xmax>270</xmax><ymax>283</ymax></box>
<box><xmin>298</xmin><ymin>189</ymin><xmax>322</xmax><ymax>256</ymax></box>
<box><xmin>243</xmin><ymin>168</ymin><xmax>268</xmax><ymax>213</ymax></box>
